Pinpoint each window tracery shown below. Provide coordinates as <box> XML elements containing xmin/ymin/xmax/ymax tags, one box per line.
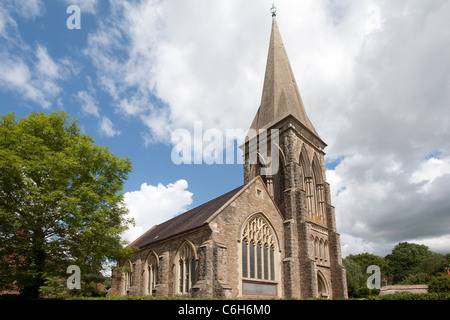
<box><xmin>176</xmin><ymin>242</ymin><xmax>197</xmax><ymax>295</ymax></box>
<box><xmin>144</xmin><ymin>252</ymin><xmax>159</xmax><ymax>296</ymax></box>
<box><xmin>241</xmin><ymin>215</ymin><xmax>276</xmax><ymax>281</ymax></box>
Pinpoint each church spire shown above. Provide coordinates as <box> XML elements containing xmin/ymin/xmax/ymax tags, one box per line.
<box><xmin>249</xmin><ymin>10</ymin><xmax>320</xmax><ymax>139</ymax></box>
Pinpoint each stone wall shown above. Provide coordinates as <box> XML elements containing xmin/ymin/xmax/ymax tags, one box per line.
<box><xmin>380</xmin><ymin>285</ymin><xmax>429</xmax><ymax>296</ymax></box>
<box><xmin>210</xmin><ymin>178</ymin><xmax>285</xmax><ymax>298</ymax></box>
<box><xmin>113</xmin><ymin>226</ymin><xmax>212</xmax><ymax>297</ymax></box>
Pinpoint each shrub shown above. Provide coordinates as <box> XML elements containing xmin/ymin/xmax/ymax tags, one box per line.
<box><xmin>69</xmin><ymin>283</ymin><xmax>106</xmax><ymax>298</ymax></box>
<box><xmin>428</xmin><ymin>275</ymin><xmax>450</xmax><ymax>293</ymax></box>
<box><xmin>401</xmin><ymin>273</ymin><xmax>431</xmax><ymax>285</ymax></box>
<box><xmin>375</xmin><ymin>292</ymin><xmax>450</xmax><ymax>300</ymax></box>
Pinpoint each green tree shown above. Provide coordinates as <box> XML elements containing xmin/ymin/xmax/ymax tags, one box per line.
<box><xmin>428</xmin><ymin>275</ymin><xmax>450</xmax><ymax>293</ymax></box>
<box><xmin>343</xmin><ymin>257</ymin><xmax>364</xmax><ymax>297</ymax></box>
<box><xmin>346</xmin><ymin>253</ymin><xmax>388</xmax><ymax>277</ymax></box>
<box><xmin>343</xmin><ymin>253</ymin><xmax>387</xmax><ymax>298</ymax></box>
<box><xmin>0</xmin><ymin>112</ymin><xmax>134</xmax><ymax>298</ymax></box>
<box><xmin>385</xmin><ymin>242</ymin><xmax>434</xmax><ymax>284</ymax></box>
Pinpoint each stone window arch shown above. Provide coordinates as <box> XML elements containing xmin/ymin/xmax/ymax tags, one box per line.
<box><xmin>240</xmin><ymin>214</ymin><xmax>280</xmax><ymax>296</ymax></box>
<box><xmin>299</xmin><ymin>146</ymin><xmax>311</xmax><ymax>192</ymax></box>
<box><xmin>317</xmin><ymin>271</ymin><xmax>329</xmax><ymax>298</ymax></box>
<box><xmin>175</xmin><ymin>241</ymin><xmax>197</xmax><ymax>295</ymax></box>
<box><xmin>312</xmin><ymin>236</ymin><xmax>329</xmax><ymax>266</ymax></box>
<box><xmin>299</xmin><ymin>147</ymin><xmax>318</xmax><ymax>220</ymax></box>
<box><xmin>323</xmin><ymin>241</ymin><xmax>329</xmax><ymax>263</ymax></box>
<box><xmin>319</xmin><ymin>239</ymin><xmax>324</xmax><ymax>262</ymax></box>
<box><xmin>273</xmin><ymin>153</ymin><xmax>286</xmax><ymax>208</ymax></box>
<box><xmin>143</xmin><ymin>251</ymin><xmax>159</xmax><ymax>296</ymax></box>
<box><xmin>314</xmin><ymin>237</ymin><xmax>319</xmax><ymax>260</ymax></box>
<box><xmin>122</xmin><ymin>260</ymin><xmax>133</xmax><ymax>295</ymax></box>
<box><xmin>312</xmin><ymin>155</ymin><xmax>326</xmax><ymax>224</ymax></box>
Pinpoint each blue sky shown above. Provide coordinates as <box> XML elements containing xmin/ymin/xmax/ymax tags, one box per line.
<box><xmin>1</xmin><ymin>0</ymin><xmax>450</xmax><ymax>257</ymax></box>
<box><xmin>1</xmin><ymin>1</ymin><xmax>236</xmax><ymax>192</ymax></box>
<box><xmin>1</xmin><ymin>0</ymin><xmax>242</xmax><ymax>198</ymax></box>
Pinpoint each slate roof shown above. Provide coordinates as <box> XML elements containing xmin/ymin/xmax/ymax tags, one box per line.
<box><xmin>130</xmin><ymin>185</ymin><xmax>245</xmax><ymax>249</ymax></box>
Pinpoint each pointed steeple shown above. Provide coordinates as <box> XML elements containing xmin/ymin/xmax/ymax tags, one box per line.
<box><xmin>250</xmin><ymin>15</ymin><xmax>320</xmax><ymax>139</ymax></box>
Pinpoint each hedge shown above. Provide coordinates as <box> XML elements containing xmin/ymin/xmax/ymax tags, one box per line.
<box><xmin>367</xmin><ymin>292</ymin><xmax>450</xmax><ymax>300</ymax></box>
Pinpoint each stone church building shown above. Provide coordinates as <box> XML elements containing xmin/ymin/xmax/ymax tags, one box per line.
<box><xmin>112</xmin><ymin>13</ymin><xmax>348</xmax><ymax>299</ymax></box>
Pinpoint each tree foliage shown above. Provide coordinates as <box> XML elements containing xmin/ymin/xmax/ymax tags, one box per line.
<box><xmin>428</xmin><ymin>275</ymin><xmax>450</xmax><ymax>293</ymax></box>
<box><xmin>343</xmin><ymin>253</ymin><xmax>385</xmax><ymax>298</ymax></box>
<box><xmin>385</xmin><ymin>242</ymin><xmax>434</xmax><ymax>283</ymax></box>
<box><xmin>343</xmin><ymin>243</ymin><xmax>450</xmax><ymax>298</ymax></box>
<box><xmin>0</xmin><ymin>112</ymin><xmax>134</xmax><ymax>298</ymax></box>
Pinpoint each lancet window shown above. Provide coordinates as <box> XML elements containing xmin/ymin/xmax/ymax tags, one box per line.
<box><xmin>144</xmin><ymin>252</ymin><xmax>159</xmax><ymax>296</ymax></box>
<box><xmin>123</xmin><ymin>260</ymin><xmax>133</xmax><ymax>294</ymax></box>
<box><xmin>301</xmin><ymin>150</ymin><xmax>327</xmax><ymax>225</ymax></box>
<box><xmin>312</xmin><ymin>236</ymin><xmax>329</xmax><ymax>266</ymax></box>
<box><xmin>176</xmin><ymin>242</ymin><xmax>197</xmax><ymax>295</ymax></box>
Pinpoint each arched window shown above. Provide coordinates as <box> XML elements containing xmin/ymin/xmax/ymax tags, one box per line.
<box><xmin>312</xmin><ymin>237</ymin><xmax>329</xmax><ymax>265</ymax></box>
<box><xmin>144</xmin><ymin>252</ymin><xmax>159</xmax><ymax>296</ymax></box>
<box><xmin>312</xmin><ymin>156</ymin><xmax>326</xmax><ymax>224</ymax></box>
<box><xmin>273</xmin><ymin>154</ymin><xmax>285</xmax><ymax>207</ymax></box>
<box><xmin>242</xmin><ymin>240</ymin><xmax>248</xmax><ymax>278</ymax></box>
<box><xmin>314</xmin><ymin>238</ymin><xmax>319</xmax><ymax>260</ymax></box>
<box><xmin>316</xmin><ymin>184</ymin><xmax>325</xmax><ymax>222</ymax></box>
<box><xmin>319</xmin><ymin>239</ymin><xmax>324</xmax><ymax>262</ymax></box>
<box><xmin>241</xmin><ymin>215</ymin><xmax>276</xmax><ymax>282</ymax></box>
<box><xmin>299</xmin><ymin>146</ymin><xmax>310</xmax><ymax>191</ymax></box>
<box><xmin>122</xmin><ymin>260</ymin><xmax>133</xmax><ymax>295</ymax></box>
<box><xmin>176</xmin><ymin>241</ymin><xmax>197</xmax><ymax>295</ymax></box>
<box><xmin>300</xmin><ymin>147</ymin><xmax>317</xmax><ymax>219</ymax></box>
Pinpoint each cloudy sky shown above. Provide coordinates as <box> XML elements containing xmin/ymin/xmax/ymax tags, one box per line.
<box><xmin>1</xmin><ymin>0</ymin><xmax>449</xmax><ymax>257</ymax></box>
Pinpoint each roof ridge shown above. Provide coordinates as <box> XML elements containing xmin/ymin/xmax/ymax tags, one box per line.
<box><xmin>127</xmin><ymin>225</ymin><xmax>157</xmax><ymax>248</ymax></box>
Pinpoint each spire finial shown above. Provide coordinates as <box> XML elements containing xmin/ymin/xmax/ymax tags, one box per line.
<box><xmin>271</xmin><ymin>3</ymin><xmax>277</xmax><ymax>17</ymax></box>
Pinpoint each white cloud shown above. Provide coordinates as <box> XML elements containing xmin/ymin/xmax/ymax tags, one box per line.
<box><xmin>5</xmin><ymin>0</ymin><xmax>45</xmax><ymax>19</ymax></box>
<box><xmin>329</xmin><ymin>154</ymin><xmax>450</xmax><ymax>256</ymax></box>
<box><xmin>75</xmin><ymin>89</ymin><xmax>122</xmax><ymax>139</ymax></box>
<box><xmin>0</xmin><ymin>6</ymin><xmax>15</xmax><ymax>40</ymax></box>
<box><xmin>76</xmin><ymin>90</ymin><xmax>100</xmax><ymax>118</ymax></box>
<box><xmin>0</xmin><ymin>39</ymin><xmax>76</xmax><ymax>109</ymax></box>
<box><xmin>0</xmin><ymin>56</ymin><xmax>37</xmax><ymax>100</ymax></box>
<box><xmin>406</xmin><ymin>235</ymin><xmax>450</xmax><ymax>255</ymax></box>
<box><xmin>99</xmin><ymin>116</ymin><xmax>120</xmax><ymax>137</ymax></box>
<box><xmin>0</xmin><ymin>0</ymin><xmax>44</xmax><ymax>40</ymax></box>
<box><xmin>35</xmin><ymin>45</ymin><xmax>60</xmax><ymax>79</ymax></box>
<box><xmin>410</xmin><ymin>157</ymin><xmax>450</xmax><ymax>192</ymax></box>
<box><xmin>84</xmin><ymin>0</ymin><xmax>270</xmax><ymax>143</ymax></box>
<box><xmin>340</xmin><ymin>234</ymin><xmax>381</xmax><ymax>258</ymax></box>
<box><xmin>122</xmin><ymin>180</ymin><xmax>194</xmax><ymax>244</ymax></box>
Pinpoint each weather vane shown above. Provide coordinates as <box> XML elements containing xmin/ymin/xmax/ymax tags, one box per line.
<box><xmin>271</xmin><ymin>3</ymin><xmax>277</xmax><ymax>17</ymax></box>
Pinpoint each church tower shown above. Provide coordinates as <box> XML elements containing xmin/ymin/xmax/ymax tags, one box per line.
<box><xmin>243</xmin><ymin>8</ymin><xmax>348</xmax><ymax>299</ymax></box>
